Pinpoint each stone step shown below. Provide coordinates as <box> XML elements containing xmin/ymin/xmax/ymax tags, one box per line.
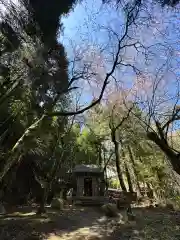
<box><xmin>73</xmin><ymin>197</ymin><xmax>105</xmax><ymax>206</ymax></box>
<box><xmin>75</xmin><ymin>201</ymin><xmax>104</xmax><ymax>206</ymax></box>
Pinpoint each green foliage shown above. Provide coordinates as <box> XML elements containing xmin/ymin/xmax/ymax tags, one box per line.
<box><xmin>84</xmin><ymin>100</ymin><xmax>180</xmax><ymax>203</ymax></box>
<box><xmin>0</xmin><ymin>0</ymin><xmax>78</xmax><ymax>203</ymax></box>
<box><xmin>63</xmin><ymin>124</ymin><xmax>100</xmax><ymax>166</ymax></box>
<box><xmin>108</xmin><ymin>179</ymin><xmax>120</xmax><ymax>189</ymax></box>
<box><xmin>22</xmin><ymin>0</ymin><xmax>77</xmax><ymax>46</ymax></box>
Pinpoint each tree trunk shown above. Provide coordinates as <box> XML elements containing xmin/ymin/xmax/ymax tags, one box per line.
<box><xmin>37</xmin><ymin>187</ymin><xmax>47</xmax><ymax>214</ymax></box>
<box><xmin>36</xmin><ymin>180</ymin><xmax>54</xmax><ymax>214</ymax></box>
<box><xmin>98</xmin><ymin>144</ymin><xmax>102</xmax><ymax>167</ymax></box>
<box><xmin>147</xmin><ymin>131</ymin><xmax>180</xmax><ymax>175</ymax></box>
<box><xmin>111</xmin><ymin>130</ymin><xmax>127</xmax><ymax>191</ymax></box>
<box><xmin>103</xmin><ymin>162</ymin><xmax>109</xmax><ymax>191</ymax></box>
<box><xmin>0</xmin><ymin>115</ymin><xmax>46</xmax><ymax>183</ymax></box>
<box><xmin>128</xmin><ymin>146</ymin><xmax>142</xmax><ymax>195</ymax></box>
<box><xmin>146</xmin><ymin>182</ymin><xmax>154</xmax><ymax>199</ymax></box>
<box><xmin>62</xmin><ymin>188</ymin><xmax>68</xmax><ymax>200</ymax></box>
<box><xmin>125</xmin><ymin>162</ymin><xmax>134</xmax><ymax>192</ymax></box>
<box><xmin>121</xmin><ymin>148</ymin><xmax>134</xmax><ymax>192</ymax></box>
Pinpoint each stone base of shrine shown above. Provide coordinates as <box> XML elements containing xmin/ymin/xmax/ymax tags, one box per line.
<box><xmin>72</xmin><ymin>196</ymin><xmax>107</xmax><ymax>206</ymax></box>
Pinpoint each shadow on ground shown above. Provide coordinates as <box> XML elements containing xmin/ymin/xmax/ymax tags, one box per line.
<box><xmin>0</xmin><ymin>205</ymin><xmax>107</xmax><ymax>240</ymax></box>
<box><xmin>0</xmin><ymin>206</ymin><xmax>180</xmax><ymax>239</ymax></box>
<box><xmin>105</xmin><ymin>207</ymin><xmax>180</xmax><ymax>240</ymax></box>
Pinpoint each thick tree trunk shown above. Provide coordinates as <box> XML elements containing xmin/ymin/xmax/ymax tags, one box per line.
<box><xmin>37</xmin><ymin>187</ymin><xmax>47</xmax><ymax>214</ymax></box>
<box><xmin>111</xmin><ymin>130</ymin><xmax>127</xmax><ymax>191</ymax></box>
<box><xmin>128</xmin><ymin>146</ymin><xmax>142</xmax><ymax>195</ymax></box>
<box><xmin>125</xmin><ymin>162</ymin><xmax>134</xmax><ymax>192</ymax></box>
<box><xmin>37</xmin><ymin>180</ymin><xmax>53</xmax><ymax>214</ymax></box>
<box><xmin>121</xmin><ymin>148</ymin><xmax>134</xmax><ymax>192</ymax></box>
<box><xmin>147</xmin><ymin>131</ymin><xmax>180</xmax><ymax>175</ymax></box>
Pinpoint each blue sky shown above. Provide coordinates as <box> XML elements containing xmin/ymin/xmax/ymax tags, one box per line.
<box><xmin>60</xmin><ymin>0</ymin><xmax>180</xmax><ymax>113</ymax></box>
<box><xmin>60</xmin><ymin>0</ymin><xmax>140</xmax><ymax>104</ymax></box>
<box><xmin>60</xmin><ymin>0</ymin><xmax>122</xmax><ymax>46</ymax></box>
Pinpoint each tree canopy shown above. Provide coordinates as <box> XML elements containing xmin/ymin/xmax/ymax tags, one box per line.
<box><xmin>0</xmin><ymin>0</ymin><xmax>180</xmax><ymax>213</ymax></box>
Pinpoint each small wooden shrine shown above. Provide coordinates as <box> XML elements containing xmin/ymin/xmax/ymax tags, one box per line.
<box><xmin>72</xmin><ymin>164</ymin><xmax>105</xmax><ymax>205</ymax></box>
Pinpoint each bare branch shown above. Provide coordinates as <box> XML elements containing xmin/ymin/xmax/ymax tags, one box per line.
<box><xmin>162</xmin><ymin>109</ymin><xmax>180</xmax><ymax>131</ymax></box>
<box><xmin>48</xmin><ymin>0</ymin><xmax>141</xmax><ymax>117</ymax></box>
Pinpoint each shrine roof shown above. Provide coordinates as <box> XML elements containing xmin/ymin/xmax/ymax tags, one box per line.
<box><xmin>73</xmin><ymin>164</ymin><xmax>103</xmax><ymax>173</ymax></box>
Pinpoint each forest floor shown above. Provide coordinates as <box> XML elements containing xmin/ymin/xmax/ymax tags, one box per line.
<box><xmin>0</xmin><ymin>205</ymin><xmax>180</xmax><ymax>240</ymax></box>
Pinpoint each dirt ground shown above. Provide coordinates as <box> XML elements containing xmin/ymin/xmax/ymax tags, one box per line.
<box><xmin>0</xmin><ymin>205</ymin><xmax>180</xmax><ymax>240</ymax></box>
